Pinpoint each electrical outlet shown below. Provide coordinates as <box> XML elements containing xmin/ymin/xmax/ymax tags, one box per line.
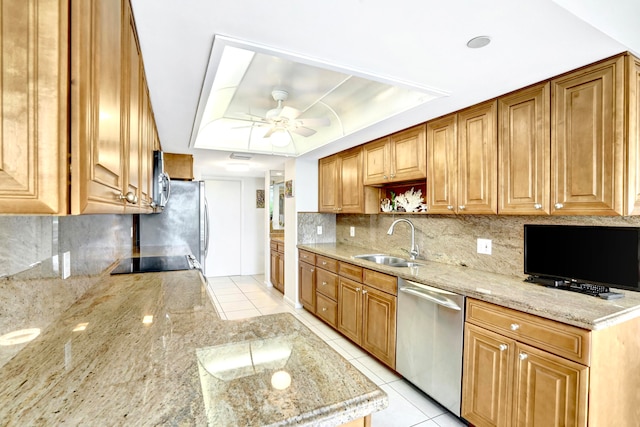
<box><xmin>477</xmin><ymin>238</ymin><xmax>492</xmax><ymax>255</ymax></box>
<box><xmin>317</xmin><ymin>225</ymin><xmax>323</xmax><ymax>235</ymax></box>
<box><xmin>52</xmin><ymin>254</ymin><xmax>59</xmax><ymax>274</ymax></box>
<box><xmin>350</xmin><ymin>226</ymin><xmax>355</xmax><ymax>237</ymax></box>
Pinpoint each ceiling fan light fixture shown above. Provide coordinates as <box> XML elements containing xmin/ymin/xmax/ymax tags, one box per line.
<box><xmin>269</xmin><ymin>128</ymin><xmax>291</xmax><ymax>147</ymax></box>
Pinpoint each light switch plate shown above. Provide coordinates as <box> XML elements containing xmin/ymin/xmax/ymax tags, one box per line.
<box><xmin>477</xmin><ymin>238</ymin><xmax>492</xmax><ymax>255</ymax></box>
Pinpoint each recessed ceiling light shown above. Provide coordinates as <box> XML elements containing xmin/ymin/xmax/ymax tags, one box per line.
<box><xmin>467</xmin><ymin>36</ymin><xmax>491</xmax><ymax>49</ymax></box>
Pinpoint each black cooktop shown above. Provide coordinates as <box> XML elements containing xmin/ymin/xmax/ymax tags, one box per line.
<box><xmin>110</xmin><ymin>255</ymin><xmax>195</xmax><ymax>275</ymax></box>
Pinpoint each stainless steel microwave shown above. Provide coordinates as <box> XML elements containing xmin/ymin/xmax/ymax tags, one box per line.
<box><xmin>152</xmin><ymin>150</ymin><xmax>171</xmax><ymax>211</ymax></box>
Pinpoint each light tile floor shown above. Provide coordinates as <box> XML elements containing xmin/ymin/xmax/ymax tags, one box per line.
<box><xmin>206</xmin><ymin>274</ymin><xmax>468</xmax><ymax>427</ymax></box>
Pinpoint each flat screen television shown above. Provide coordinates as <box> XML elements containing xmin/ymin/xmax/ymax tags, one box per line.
<box><xmin>524</xmin><ymin>224</ymin><xmax>640</xmax><ymax>292</ymax></box>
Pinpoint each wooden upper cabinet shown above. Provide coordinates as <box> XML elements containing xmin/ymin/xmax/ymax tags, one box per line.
<box><xmin>551</xmin><ymin>55</ymin><xmax>625</xmax><ymax>215</ymax></box>
<box><xmin>319</xmin><ymin>147</ymin><xmax>377</xmax><ymax>214</ymax></box>
<box><xmin>498</xmin><ymin>83</ymin><xmax>551</xmax><ymax>215</ymax></box>
<box><xmin>626</xmin><ymin>55</ymin><xmax>640</xmax><ymax>215</ymax></box>
<box><xmin>363</xmin><ymin>125</ymin><xmax>426</xmax><ymax>185</ymax></box>
<box><xmin>0</xmin><ymin>0</ymin><xmax>69</xmax><ymax>214</ymax></box>
<box><xmin>458</xmin><ymin>100</ymin><xmax>498</xmax><ymax>214</ymax></box>
<box><xmin>71</xmin><ymin>0</ymin><xmax>127</xmax><ymax>214</ymax></box>
<box><xmin>426</xmin><ymin>114</ymin><xmax>457</xmax><ymax>214</ymax></box>
<box><xmin>318</xmin><ymin>154</ymin><xmax>339</xmax><ymax>212</ymax></box>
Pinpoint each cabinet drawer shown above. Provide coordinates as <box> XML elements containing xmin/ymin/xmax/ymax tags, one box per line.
<box><xmin>298</xmin><ymin>250</ymin><xmax>316</xmax><ymax>265</ymax></box>
<box><xmin>316</xmin><ymin>293</ymin><xmax>338</xmax><ymax>327</ymax></box>
<box><xmin>316</xmin><ymin>269</ymin><xmax>338</xmax><ymax>300</ymax></box>
<box><xmin>466</xmin><ymin>299</ymin><xmax>591</xmax><ymax>365</ymax></box>
<box><xmin>316</xmin><ymin>255</ymin><xmax>338</xmax><ymax>273</ymax></box>
<box><xmin>363</xmin><ymin>269</ymin><xmax>397</xmax><ymax>295</ymax></box>
<box><xmin>339</xmin><ymin>262</ymin><xmax>363</xmax><ymax>282</ymax></box>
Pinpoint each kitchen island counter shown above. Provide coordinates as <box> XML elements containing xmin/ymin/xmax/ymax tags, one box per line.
<box><xmin>0</xmin><ymin>269</ymin><xmax>387</xmax><ymax>425</ymax></box>
<box><xmin>298</xmin><ymin>242</ymin><xmax>640</xmax><ymax>330</ymax></box>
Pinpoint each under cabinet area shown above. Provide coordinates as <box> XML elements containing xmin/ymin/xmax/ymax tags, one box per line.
<box><xmin>298</xmin><ymin>250</ymin><xmax>397</xmax><ymax>369</ymax></box>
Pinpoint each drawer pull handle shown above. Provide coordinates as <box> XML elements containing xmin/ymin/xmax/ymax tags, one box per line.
<box><xmin>510</xmin><ymin>323</ymin><xmax>520</xmax><ymax>331</ymax></box>
<box><xmin>322</xmin><ymin>281</ymin><xmax>327</xmax><ymax>286</ymax></box>
<box><xmin>322</xmin><ymin>307</ymin><xmax>327</xmax><ymax>312</ymax></box>
<box><xmin>519</xmin><ymin>352</ymin><xmax>528</xmax><ymax>361</ymax></box>
<box><xmin>322</xmin><ymin>261</ymin><xmax>327</xmax><ymax>265</ymax></box>
<box><xmin>459</xmin><ymin>205</ymin><xmax>466</xmax><ymax>210</ymax></box>
<box><xmin>447</xmin><ymin>205</ymin><xmax>454</xmax><ymax>210</ymax></box>
<box><xmin>499</xmin><ymin>344</ymin><xmax>508</xmax><ymax>352</ymax></box>
<box><xmin>554</xmin><ymin>203</ymin><xmax>564</xmax><ymax>209</ymax></box>
<box><xmin>534</xmin><ymin>203</ymin><xmax>542</xmax><ymax>210</ymax></box>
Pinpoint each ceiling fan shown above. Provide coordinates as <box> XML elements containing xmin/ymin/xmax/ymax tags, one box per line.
<box><xmin>239</xmin><ymin>89</ymin><xmax>331</xmax><ymax>140</ymax></box>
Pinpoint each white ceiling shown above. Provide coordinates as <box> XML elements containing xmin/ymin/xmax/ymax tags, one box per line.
<box><xmin>130</xmin><ymin>0</ymin><xmax>640</xmax><ymax>178</ymax></box>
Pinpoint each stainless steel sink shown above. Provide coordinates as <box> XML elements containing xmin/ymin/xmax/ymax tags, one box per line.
<box><xmin>353</xmin><ymin>254</ymin><xmax>407</xmax><ymax>265</ymax></box>
<box><xmin>388</xmin><ymin>261</ymin><xmax>424</xmax><ymax>268</ymax></box>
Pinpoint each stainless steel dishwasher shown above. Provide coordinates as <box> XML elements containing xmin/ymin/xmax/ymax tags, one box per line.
<box><xmin>396</xmin><ymin>278</ymin><xmax>466</xmax><ymax>417</ymax></box>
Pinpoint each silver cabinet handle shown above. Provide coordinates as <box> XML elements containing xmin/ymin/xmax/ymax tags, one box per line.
<box><xmin>447</xmin><ymin>205</ymin><xmax>454</xmax><ymax>210</ymax></box>
<box><xmin>459</xmin><ymin>205</ymin><xmax>466</xmax><ymax>210</ymax></box>
<box><xmin>362</xmin><ymin>289</ymin><xmax>368</xmax><ymax>294</ymax></box>
<box><xmin>554</xmin><ymin>203</ymin><xmax>564</xmax><ymax>209</ymax></box>
<box><xmin>519</xmin><ymin>352</ymin><xmax>528</xmax><ymax>361</ymax></box>
<box><xmin>321</xmin><ymin>281</ymin><xmax>327</xmax><ymax>286</ymax></box>
<box><xmin>510</xmin><ymin>323</ymin><xmax>520</xmax><ymax>331</ymax></box>
<box><xmin>383</xmin><ymin>175</ymin><xmax>388</xmax><ymax>180</ymax></box>
<box><xmin>322</xmin><ymin>307</ymin><xmax>327</xmax><ymax>312</ymax></box>
<box><xmin>390</xmin><ymin>173</ymin><xmax>396</xmax><ymax>178</ymax></box>
<box><xmin>355</xmin><ymin>287</ymin><xmax>361</xmax><ymax>292</ymax></box>
<box><xmin>499</xmin><ymin>344</ymin><xmax>508</xmax><ymax>352</ymax></box>
<box><xmin>322</xmin><ymin>261</ymin><xmax>327</xmax><ymax>265</ymax></box>
<box><xmin>534</xmin><ymin>203</ymin><xmax>542</xmax><ymax>210</ymax></box>
<box><xmin>310</xmin><ymin>268</ymin><xmax>314</xmax><ymax>272</ymax></box>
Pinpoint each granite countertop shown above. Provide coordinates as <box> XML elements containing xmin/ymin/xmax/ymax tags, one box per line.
<box><xmin>0</xmin><ymin>269</ymin><xmax>387</xmax><ymax>425</ymax></box>
<box><xmin>298</xmin><ymin>243</ymin><xmax>640</xmax><ymax>331</ymax></box>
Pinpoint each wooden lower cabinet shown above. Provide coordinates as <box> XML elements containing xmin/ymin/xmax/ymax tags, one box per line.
<box><xmin>361</xmin><ymin>284</ymin><xmax>397</xmax><ymax>367</ymax></box>
<box><xmin>270</xmin><ymin>240</ymin><xmax>285</xmax><ymax>293</ymax></box>
<box><xmin>337</xmin><ymin>277</ymin><xmax>363</xmax><ymax>344</ymax></box>
<box><xmin>462</xmin><ymin>323</ymin><xmax>588</xmax><ymax>427</ymax></box>
<box><xmin>298</xmin><ymin>260</ymin><xmax>315</xmax><ymax>311</ymax></box>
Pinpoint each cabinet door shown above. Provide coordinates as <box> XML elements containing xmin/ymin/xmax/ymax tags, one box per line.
<box><xmin>627</xmin><ymin>55</ymin><xmax>640</xmax><ymax>215</ymax></box>
<box><xmin>277</xmin><ymin>251</ymin><xmax>285</xmax><ymax>292</ymax></box>
<box><xmin>318</xmin><ymin>154</ymin><xmax>339</xmax><ymax>212</ymax></box>
<box><xmin>71</xmin><ymin>0</ymin><xmax>126</xmax><ymax>214</ymax></box>
<box><xmin>390</xmin><ymin>125</ymin><xmax>426</xmax><ymax>182</ymax></box>
<box><xmin>426</xmin><ymin>114</ymin><xmax>457</xmax><ymax>214</ymax></box>
<box><xmin>551</xmin><ymin>55</ymin><xmax>624</xmax><ymax>215</ymax></box>
<box><xmin>498</xmin><ymin>83</ymin><xmax>550</xmax><ymax>215</ymax></box>
<box><xmin>298</xmin><ymin>261</ymin><xmax>315</xmax><ymax>311</ymax></box>
<box><xmin>512</xmin><ymin>342</ymin><xmax>588</xmax><ymax>427</ymax></box>
<box><xmin>458</xmin><ymin>100</ymin><xmax>498</xmax><ymax>214</ymax></box>
<box><xmin>124</xmin><ymin>1</ymin><xmax>142</xmax><ymax>213</ymax></box>
<box><xmin>337</xmin><ymin>277</ymin><xmax>362</xmax><ymax>344</ymax></box>
<box><xmin>270</xmin><ymin>250</ymin><xmax>279</xmax><ymax>288</ymax></box>
<box><xmin>462</xmin><ymin>323</ymin><xmax>514</xmax><ymax>427</ymax></box>
<box><xmin>363</xmin><ymin>138</ymin><xmax>390</xmax><ymax>185</ymax></box>
<box><xmin>339</xmin><ymin>147</ymin><xmax>364</xmax><ymax>213</ymax></box>
<box><xmin>361</xmin><ymin>286</ymin><xmax>396</xmax><ymax>369</ymax></box>
<box><xmin>0</xmin><ymin>0</ymin><xmax>68</xmax><ymax>214</ymax></box>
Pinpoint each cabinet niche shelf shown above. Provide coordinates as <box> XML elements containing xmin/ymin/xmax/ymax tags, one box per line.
<box><xmin>375</xmin><ymin>181</ymin><xmax>428</xmax><ymax>214</ymax></box>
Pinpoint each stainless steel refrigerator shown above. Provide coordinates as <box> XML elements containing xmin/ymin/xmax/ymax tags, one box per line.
<box><xmin>138</xmin><ymin>180</ymin><xmax>209</xmax><ymax>274</ymax></box>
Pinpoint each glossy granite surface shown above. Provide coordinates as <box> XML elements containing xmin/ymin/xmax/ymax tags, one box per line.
<box><xmin>298</xmin><ymin>243</ymin><xmax>640</xmax><ymax>330</ymax></box>
<box><xmin>0</xmin><ymin>269</ymin><xmax>387</xmax><ymax>426</ymax></box>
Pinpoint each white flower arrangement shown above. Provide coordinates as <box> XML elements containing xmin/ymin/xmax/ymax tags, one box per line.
<box><xmin>394</xmin><ymin>187</ymin><xmax>425</xmax><ymax>213</ymax></box>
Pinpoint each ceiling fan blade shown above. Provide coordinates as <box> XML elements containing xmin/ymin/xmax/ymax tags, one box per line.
<box><xmin>297</xmin><ymin>117</ymin><xmax>330</xmax><ymax>127</ymax></box>
<box><xmin>280</xmin><ymin>106</ymin><xmax>301</xmax><ymax>120</ymax></box>
<box><xmin>263</xmin><ymin>126</ymin><xmax>277</xmax><ymax>138</ymax></box>
<box><xmin>290</xmin><ymin>126</ymin><xmax>316</xmax><ymax>137</ymax></box>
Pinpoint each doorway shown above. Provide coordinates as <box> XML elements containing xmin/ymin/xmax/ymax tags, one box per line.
<box><xmin>205</xmin><ymin>179</ymin><xmax>242</xmax><ymax>276</ymax></box>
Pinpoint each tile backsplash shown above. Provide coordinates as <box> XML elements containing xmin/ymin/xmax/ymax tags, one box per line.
<box><xmin>0</xmin><ymin>214</ymin><xmax>132</xmax><ymax>368</ymax></box>
<box><xmin>298</xmin><ymin>212</ymin><xmax>640</xmax><ymax>279</ymax></box>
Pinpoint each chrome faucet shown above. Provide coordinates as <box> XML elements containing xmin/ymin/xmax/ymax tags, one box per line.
<box><xmin>387</xmin><ymin>219</ymin><xmax>419</xmax><ymax>260</ymax></box>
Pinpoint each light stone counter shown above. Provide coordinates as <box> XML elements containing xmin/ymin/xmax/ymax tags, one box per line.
<box><xmin>298</xmin><ymin>243</ymin><xmax>640</xmax><ymax>330</ymax></box>
<box><xmin>0</xmin><ymin>269</ymin><xmax>387</xmax><ymax>426</ymax></box>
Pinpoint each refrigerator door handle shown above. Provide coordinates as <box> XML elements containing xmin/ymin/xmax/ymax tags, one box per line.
<box><xmin>204</xmin><ymin>196</ymin><xmax>210</xmax><ymax>259</ymax></box>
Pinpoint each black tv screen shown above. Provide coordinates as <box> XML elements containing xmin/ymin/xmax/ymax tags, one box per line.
<box><xmin>524</xmin><ymin>224</ymin><xmax>640</xmax><ymax>292</ymax></box>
